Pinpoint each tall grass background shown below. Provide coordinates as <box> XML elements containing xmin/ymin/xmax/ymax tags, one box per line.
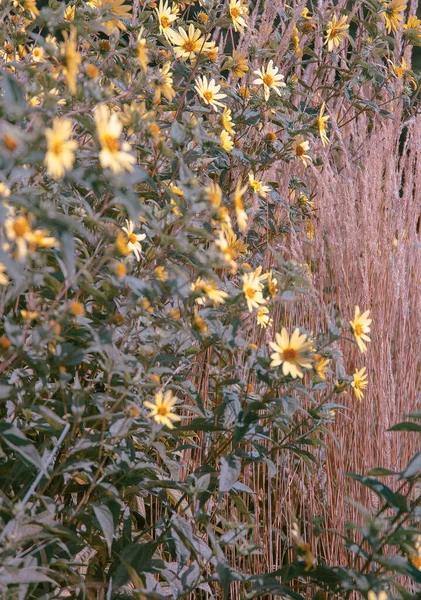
<box><xmin>187</xmin><ymin>0</ymin><xmax>421</xmax><ymax>583</ymax></box>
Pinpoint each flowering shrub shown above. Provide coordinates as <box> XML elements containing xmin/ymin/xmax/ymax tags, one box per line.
<box><xmin>0</xmin><ymin>0</ymin><xmax>420</xmax><ymax>597</ymax></box>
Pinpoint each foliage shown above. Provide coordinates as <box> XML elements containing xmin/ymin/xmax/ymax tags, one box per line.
<box><xmin>0</xmin><ymin>0</ymin><xmax>420</xmax><ymax>598</ymax></box>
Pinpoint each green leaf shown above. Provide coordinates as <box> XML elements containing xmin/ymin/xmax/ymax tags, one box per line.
<box><xmin>403</xmin><ymin>451</ymin><xmax>421</xmax><ymax>479</ymax></box>
<box><xmin>347</xmin><ymin>474</ymin><xmax>408</xmax><ymax>511</ymax></box>
<box><xmin>0</xmin><ymin>423</ymin><xmax>44</xmax><ymax>472</ymax></box>
<box><xmin>219</xmin><ymin>456</ymin><xmax>241</xmax><ymax>494</ymax></box>
<box><xmin>93</xmin><ymin>504</ymin><xmax>115</xmax><ymax>555</ymax></box>
<box><xmin>388</xmin><ymin>422</ymin><xmax>421</xmax><ymax>432</ymax></box>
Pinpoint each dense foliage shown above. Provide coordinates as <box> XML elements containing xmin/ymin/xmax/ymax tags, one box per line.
<box><xmin>0</xmin><ymin>0</ymin><xmax>421</xmax><ymax>597</ymax></box>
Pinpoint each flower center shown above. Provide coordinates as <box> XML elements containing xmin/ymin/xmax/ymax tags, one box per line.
<box><xmin>230</xmin><ymin>7</ymin><xmax>240</xmax><ymax>18</ymax></box>
<box><xmin>103</xmin><ymin>134</ymin><xmax>120</xmax><ymax>153</ymax></box>
<box><xmin>183</xmin><ymin>39</ymin><xmax>196</xmax><ymax>52</ymax></box>
<box><xmin>262</xmin><ymin>73</ymin><xmax>274</xmax><ymax>86</ymax></box>
<box><xmin>203</xmin><ymin>90</ymin><xmax>213</xmax><ymax>102</ymax></box>
<box><xmin>13</xmin><ymin>217</ymin><xmax>30</xmax><ymax>238</ymax></box>
<box><xmin>283</xmin><ymin>347</ymin><xmax>298</xmax><ymax>362</ymax></box>
<box><xmin>295</xmin><ymin>144</ymin><xmax>305</xmax><ymax>156</ymax></box>
<box><xmin>128</xmin><ymin>233</ymin><xmax>138</xmax><ymax>244</ymax></box>
<box><xmin>160</xmin><ymin>15</ymin><xmax>170</xmax><ymax>28</ymax></box>
<box><xmin>157</xmin><ymin>405</ymin><xmax>169</xmax><ymax>416</ymax></box>
<box><xmin>51</xmin><ymin>140</ymin><xmax>64</xmax><ymax>155</ymax></box>
<box><xmin>244</xmin><ymin>287</ymin><xmax>256</xmax><ymax>299</ymax></box>
<box><xmin>354</xmin><ymin>324</ymin><xmax>363</xmax><ymax>336</ymax></box>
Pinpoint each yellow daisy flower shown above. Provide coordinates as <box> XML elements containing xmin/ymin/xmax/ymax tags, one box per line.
<box><xmin>95</xmin><ymin>105</ymin><xmax>136</xmax><ymax>173</ymax></box>
<box><xmin>350</xmin><ymin>306</ymin><xmax>372</xmax><ymax>353</ymax></box>
<box><xmin>382</xmin><ymin>0</ymin><xmax>407</xmax><ymax>34</ymax></box>
<box><xmin>351</xmin><ymin>366</ymin><xmax>368</xmax><ymax>401</ymax></box>
<box><xmin>144</xmin><ymin>390</ymin><xmax>181</xmax><ymax>429</ymax></box>
<box><xmin>256</xmin><ymin>306</ymin><xmax>273</xmax><ymax>328</ymax></box>
<box><xmin>121</xmin><ymin>219</ymin><xmax>146</xmax><ymax>261</ymax></box>
<box><xmin>191</xmin><ymin>277</ymin><xmax>228</xmax><ymax>306</ymax></box>
<box><xmin>61</xmin><ymin>27</ymin><xmax>81</xmax><ymax>95</ymax></box>
<box><xmin>368</xmin><ymin>592</ymin><xmax>388</xmax><ymax>600</ymax></box>
<box><xmin>155</xmin><ymin>0</ymin><xmax>178</xmax><ymax>40</ymax></box>
<box><xmin>221</xmin><ymin>107</ymin><xmax>235</xmax><ymax>135</ymax></box>
<box><xmin>249</xmin><ymin>172</ymin><xmax>270</xmax><ymax>197</ymax></box>
<box><xmin>324</xmin><ymin>14</ymin><xmax>349</xmax><ymax>52</ymax></box>
<box><xmin>229</xmin><ymin>0</ymin><xmax>248</xmax><ymax>34</ymax></box>
<box><xmin>269</xmin><ymin>327</ymin><xmax>313</xmax><ymax>378</ymax></box>
<box><xmin>220</xmin><ymin>130</ymin><xmax>234</xmax><ymax>152</ymax></box>
<box><xmin>317</xmin><ymin>103</ymin><xmax>329</xmax><ymax>147</ymax></box>
<box><xmin>151</xmin><ymin>62</ymin><xmax>176</xmax><ymax>104</ymax></box>
<box><xmin>4</xmin><ymin>214</ymin><xmax>32</xmax><ymax>259</ymax></box>
<box><xmin>194</xmin><ymin>76</ymin><xmax>227</xmax><ymax>111</ymax></box>
<box><xmin>169</xmin><ymin>24</ymin><xmax>211</xmax><ymax>61</ymax></box>
<box><xmin>233</xmin><ymin>179</ymin><xmax>248</xmax><ymax>232</ymax></box>
<box><xmin>292</xmin><ymin>137</ymin><xmax>311</xmax><ymax>167</ymax></box>
<box><xmin>403</xmin><ymin>14</ymin><xmax>421</xmax><ymax>31</ymax></box>
<box><xmin>88</xmin><ymin>0</ymin><xmax>132</xmax><ymax>34</ymax></box>
<box><xmin>44</xmin><ymin>118</ymin><xmax>77</xmax><ymax>180</ymax></box>
<box><xmin>314</xmin><ymin>354</ymin><xmax>329</xmax><ymax>380</ymax></box>
<box><xmin>242</xmin><ymin>267</ymin><xmax>268</xmax><ymax>312</ymax></box>
<box><xmin>253</xmin><ymin>60</ymin><xmax>286</xmax><ymax>101</ymax></box>
<box><xmin>409</xmin><ymin>535</ymin><xmax>421</xmax><ymax>570</ymax></box>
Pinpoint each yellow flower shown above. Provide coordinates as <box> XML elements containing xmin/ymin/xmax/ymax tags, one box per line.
<box><xmin>114</xmin><ymin>261</ymin><xmax>127</xmax><ymax>278</ymax></box>
<box><xmin>389</xmin><ymin>57</ymin><xmax>417</xmax><ymax>89</ymax></box>
<box><xmin>317</xmin><ymin>103</ymin><xmax>329</xmax><ymax>147</ymax></box>
<box><xmin>137</xmin><ymin>30</ymin><xmax>149</xmax><ymax>71</ymax></box>
<box><xmin>242</xmin><ymin>267</ymin><xmax>268</xmax><ymax>312</ymax></box>
<box><xmin>4</xmin><ymin>214</ymin><xmax>32</xmax><ymax>259</ymax></box>
<box><xmin>89</xmin><ymin>0</ymin><xmax>132</xmax><ymax>34</ymax></box>
<box><xmin>63</xmin><ymin>4</ymin><xmax>76</xmax><ymax>20</ymax></box>
<box><xmin>194</xmin><ymin>76</ymin><xmax>227</xmax><ymax>112</ymax></box>
<box><xmin>121</xmin><ymin>219</ymin><xmax>146</xmax><ymax>261</ymax></box>
<box><xmin>324</xmin><ymin>15</ymin><xmax>349</xmax><ymax>52</ymax></box>
<box><xmin>230</xmin><ymin>50</ymin><xmax>249</xmax><ymax>78</ymax></box>
<box><xmin>215</xmin><ymin>222</ymin><xmax>248</xmax><ymax>269</ymax></box>
<box><xmin>0</xmin><ymin>263</ymin><xmax>8</xmax><ymax>286</ymax></box>
<box><xmin>44</xmin><ymin>118</ymin><xmax>77</xmax><ymax>180</ymax></box>
<box><xmin>31</xmin><ymin>46</ymin><xmax>44</xmax><ymax>62</ymax></box>
<box><xmin>233</xmin><ymin>179</ymin><xmax>248</xmax><ymax>232</ymax></box>
<box><xmin>69</xmin><ymin>301</ymin><xmax>85</xmax><ymax>317</ymax></box>
<box><xmin>291</xmin><ymin>26</ymin><xmax>302</xmax><ymax>56</ymax></box>
<box><xmin>221</xmin><ymin>107</ymin><xmax>235</xmax><ymax>135</ymax></box>
<box><xmin>292</xmin><ymin>137</ymin><xmax>311</xmax><ymax>167</ymax></box>
<box><xmin>266</xmin><ymin>270</ymin><xmax>278</xmax><ymax>297</ymax></box>
<box><xmin>249</xmin><ymin>172</ymin><xmax>270</xmax><ymax>197</ymax></box>
<box><xmin>191</xmin><ymin>277</ymin><xmax>228</xmax><ymax>306</ymax></box>
<box><xmin>291</xmin><ymin>523</ymin><xmax>317</xmax><ymax>571</ymax></box>
<box><xmin>220</xmin><ymin>130</ymin><xmax>234</xmax><ymax>152</ymax></box>
<box><xmin>95</xmin><ymin>105</ymin><xmax>136</xmax><ymax>173</ymax></box>
<box><xmin>314</xmin><ymin>354</ymin><xmax>329</xmax><ymax>380</ymax></box>
<box><xmin>269</xmin><ymin>327</ymin><xmax>313</xmax><ymax>378</ymax></box>
<box><xmin>229</xmin><ymin>0</ymin><xmax>248</xmax><ymax>34</ymax></box>
<box><xmin>350</xmin><ymin>306</ymin><xmax>372</xmax><ymax>353</ymax></box>
<box><xmin>21</xmin><ymin>310</ymin><xmax>39</xmax><ymax>320</ymax></box>
<box><xmin>144</xmin><ymin>389</ymin><xmax>181</xmax><ymax>429</ymax></box>
<box><xmin>154</xmin><ymin>266</ymin><xmax>168</xmax><ymax>281</ymax></box>
<box><xmin>253</xmin><ymin>60</ymin><xmax>286</xmax><ymax>101</ymax></box>
<box><xmin>409</xmin><ymin>535</ymin><xmax>421</xmax><ymax>570</ymax></box>
<box><xmin>27</xmin><ymin>229</ymin><xmax>57</xmax><ymax>251</ymax></box>
<box><xmin>169</xmin><ymin>24</ymin><xmax>211</xmax><ymax>61</ymax></box>
<box><xmin>351</xmin><ymin>366</ymin><xmax>368</xmax><ymax>401</ymax></box>
<box><xmin>382</xmin><ymin>0</ymin><xmax>407</xmax><ymax>34</ymax></box>
<box><xmin>368</xmin><ymin>592</ymin><xmax>388</xmax><ymax>600</ymax></box>
<box><xmin>257</xmin><ymin>306</ymin><xmax>272</xmax><ymax>328</ymax></box>
<box><xmin>61</xmin><ymin>27</ymin><xmax>81</xmax><ymax>95</ymax></box>
<box><xmin>403</xmin><ymin>14</ymin><xmax>421</xmax><ymax>31</ymax></box>
<box><xmin>155</xmin><ymin>0</ymin><xmax>178</xmax><ymax>40</ymax></box>
<box><xmin>151</xmin><ymin>62</ymin><xmax>176</xmax><ymax>104</ymax></box>
<box><xmin>18</xmin><ymin>0</ymin><xmax>39</xmax><ymax>17</ymax></box>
